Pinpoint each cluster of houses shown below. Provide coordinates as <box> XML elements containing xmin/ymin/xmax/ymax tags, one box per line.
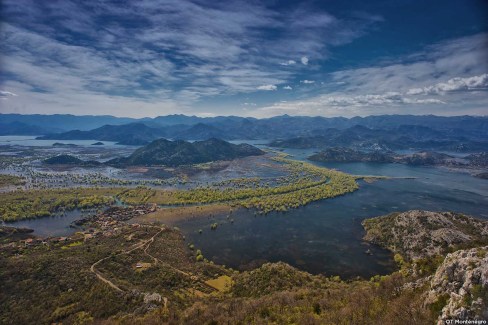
<box><xmin>73</xmin><ymin>204</ymin><xmax>157</xmax><ymax>237</ymax></box>
<box><xmin>4</xmin><ymin>204</ymin><xmax>158</xmax><ymax>249</ymax></box>
<box><xmin>7</xmin><ymin>234</ymin><xmax>78</xmax><ymax>248</ymax></box>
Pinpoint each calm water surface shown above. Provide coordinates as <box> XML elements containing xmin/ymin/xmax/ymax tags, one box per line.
<box><xmin>2</xmin><ymin>210</ymin><xmax>86</xmax><ymax>237</ymax></box>
<box><xmin>0</xmin><ymin>135</ymin><xmax>121</xmax><ymax>147</ymax></box>
<box><xmin>172</xmin><ymin>147</ymin><xmax>488</xmax><ymax>278</ymax></box>
<box><xmin>4</xmin><ymin>143</ymin><xmax>487</xmax><ymax>278</ymax></box>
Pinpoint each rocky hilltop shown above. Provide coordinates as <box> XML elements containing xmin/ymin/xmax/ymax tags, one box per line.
<box><xmin>363</xmin><ymin>210</ymin><xmax>488</xmax><ymax>323</ymax></box>
<box><xmin>108</xmin><ymin>138</ymin><xmax>264</xmax><ymax>167</ymax></box>
<box><xmin>362</xmin><ymin>210</ymin><xmax>488</xmax><ymax>260</ymax></box>
<box><xmin>426</xmin><ymin>246</ymin><xmax>488</xmax><ymax>323</ymax></box>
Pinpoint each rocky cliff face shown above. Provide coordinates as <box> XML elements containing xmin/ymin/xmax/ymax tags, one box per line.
<box><xmin>362</xmin><ymin>210</ymin><xmax>488</xmax><ymax>260</ymax></box>
<box><xmin>363</xmin><ymin>210</ymin><xmax>488</xmax><ymax>322</ymax></box>
<box><xmin>425</xmin><ymin>246</ymin><xmax>488</xmax><ymax>323</ymax></box>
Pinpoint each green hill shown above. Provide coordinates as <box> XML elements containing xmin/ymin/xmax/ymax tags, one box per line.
<box><xmin>108</xmin><ymin>138</ymin><xmax>264</xmax><ymax>167</ymax></box>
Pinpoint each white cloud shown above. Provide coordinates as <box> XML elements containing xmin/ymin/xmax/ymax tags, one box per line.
<box><xmin>0</xmin><ymin>91</ymin><xmax>18</xmax><ymax>98</ymax></box>
<box><xmin>283</xmin><ymin>85</ymin><xmax>293</xmax><ymax>90</ymax></box>
<box><xmin>406</xmin><ymin>74</ymin><xmax>488</xmax><ymax>95</ymax></box>
<box><xmin>1</xmin><ymin>0</ymin><xmax>381</xmax><ymax>116</ymax></box>
<box><xmin>309</xmin><ymin>92</ymin><xmax>444</xmax><ymax>107</ymax></box>
<box><xmin>301</xmin><ymin>56</ymin><xmax>309</xmax><ymax>65</ymax></box>
<box><xmin>280</xmin><ymin>60</ymin><xmax>296</xmax><ymax>66</ymax></box>
<box><xmin>300</xmin><ymin>80</ymin><xmax>315</xmax><ymax>84</ymax></box>
<box><xmin>257</xmin><ymin>84</ymin><xmax>277</xmax><ymax>91</ymax></box>
<box><xmin>329</xmin><ymin>33</ymin><xmax>488</xmax><ymax>95</ymax></box>
<box><xmin>249</xmin><ymin>32</ymin><xmax>488</xmax><ymax>118</ymax></box>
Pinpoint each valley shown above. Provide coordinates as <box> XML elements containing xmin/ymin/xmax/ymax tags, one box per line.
<box><xmin>2</xmin><ymin>1</ymin><xmax>488</xmax><ymax>323</ymax></box>
<box><xmin>1</xmin><ymin>114</ymin><xmax>487</xmax><ymax>324</ymax></box>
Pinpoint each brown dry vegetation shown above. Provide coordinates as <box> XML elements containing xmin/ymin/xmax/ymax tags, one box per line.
<box><xmin>132</xmin><ymin>204</ymin><xmax>232</xmax><ymax>224</ymax></box>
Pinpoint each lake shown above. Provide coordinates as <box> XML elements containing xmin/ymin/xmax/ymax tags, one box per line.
<box><xmin>1</xmin><ymin>210</ymin><xmax>88</xmax><ymax>237</ymax></box>
<box><xmin>0</xmin><ymin>135</ymin><xmax>121</xmax><ymax>147</ymax></box>
<box><xmin>3</xmin><ymin>143</ymin><xmax>487</xmax><ymax>279</ymax></box>
<box><xmin>170</xmin><ymin>147</ymin><xmax>488</xmax><ymax>279</ymax></box>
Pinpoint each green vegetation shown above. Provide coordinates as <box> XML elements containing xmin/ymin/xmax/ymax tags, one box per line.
<box><xmin>118</xmin><ymin>154</ymin><xmax>359</xmax><ymax>214</ymax></box>
<box><xmin>0</xmin><ymin>188</ymin><xmax>118</xmax><ymax>221</ymax></box>
<box><xmin>4</xmin><ymin>208</ymin><xmax>488</xmax><ymax>324</ymax></box>
<box><xmin>429</xmin><ymin>294</ymin><xmax>450</xmax><ymax>317</ymax></box>
<box><xmin>0</xmin><ymin>153</ymin><xmax>360</xmax><ymax>221</ymax></box>
<box><xmin>0</xmin><ymin>174</ymin><xmax>25</xmax><ymax>187</ymax></box>
<box><xmin>163</xmin><ymin>263</ymin><xmax>432</xmax><ymax>324</ymax></box>
<box><xmin>0</xmin><ymin>222</ymin><xmax>435</xmax><ymax>325</ymax></box>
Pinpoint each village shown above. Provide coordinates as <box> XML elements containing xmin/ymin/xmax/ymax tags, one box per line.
<box><xmin>0</xmin><ymin>204</ymin><xmax>158</xmax><ymax>250</ymax></box>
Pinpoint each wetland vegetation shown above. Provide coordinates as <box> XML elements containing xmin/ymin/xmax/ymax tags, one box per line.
<box><xmin>0</xmin><ymin>188</ymin><xmax>117</xmax><ymax>221</ymax></box>
<box><xmin>0</xmin><ymin>137</ymin><xmax>486</xmax><ymax>325</ymax></box>
<box><xmin>0</xmin><ymin>153</ymin><xmax>360</xmax><ymax>221</ymax></box>
<box><xmin>0</xmin><ymin>174</ymin><xmax>25</xmax><ymax>187</ymax></box>
<box><xmin>116</xmin><ymin>154</ymin><xmax>359</xmax><ymax>214</ymax></box>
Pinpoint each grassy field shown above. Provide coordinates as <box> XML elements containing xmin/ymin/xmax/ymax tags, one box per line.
<box><xmin>118</xmin><ymin>155</ymin><xmax>360</xmax><ymax>214</ymax></box>
<box><xmin>0</xmin><ymin>174</ymin><xmax>25</xmax><ymax>187</ymax></box>
<box><xmin>132</xmin><ymin>204</ymin><xmax>232</xmax><ymax>223</ymax></box>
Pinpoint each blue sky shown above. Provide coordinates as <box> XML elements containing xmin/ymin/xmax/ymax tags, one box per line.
<box><xmin>1</xmin><ymin>0</ymin><xmax>487</xmax><ymax>118</ymax></box>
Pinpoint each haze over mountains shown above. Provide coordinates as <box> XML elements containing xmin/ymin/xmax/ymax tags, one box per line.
<box><xmin>269</xmin><ymin>124</ymin><xmax>488</xmax><ymax>152</ymax></box>
<box><xmin>2</xmin><ymin>113</ymin><xmax>487</xmax><ymax>131</ymax></box>
<box><xmin>2</xmin><ymin>114</ymin><xmax>487</xmax><ymax>151</ymax></box>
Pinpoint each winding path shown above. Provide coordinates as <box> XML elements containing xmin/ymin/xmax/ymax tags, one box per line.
<box><xmin>90</xmin><ymin>227</ymin><xmax>164</xmax><ymax>292</ymax></box>
<box><xmin>90</xmin><ymin>225</ymin><xmax>218</xmax><ymax>294</ymax></box>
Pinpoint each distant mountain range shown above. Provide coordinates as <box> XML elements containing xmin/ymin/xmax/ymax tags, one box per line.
<box><xmin>2</xmin><ymin>114</ymin><xmax>487</xmax><ymax>150</ymax></box>
<box><xmin>0</xmin><ymin>114</ymin><xmax>136</xmax><ymax>131</ymax></box>
<box><xmin>269</xmin><ymin>125</ymin><xmax>488</xmax><ymax>152</ymax></box>
<box><xmin>107</xmin><ymin>138</ymin><xmax>264</xmax><ymax>167</ymax></box>
<box><xmin>0</xmin><ymin>122</ymin><xmax>62</xmax><ymax>136</ymax></box>
<box><xmin>37</xmin><ymin>123</ymin><xmax>165</xmax><ymax>145</ymax></box>
<box><xmin>1</xmin><ymin>113</ymin><xmax>487</xmax><ymax>134</ymax></box>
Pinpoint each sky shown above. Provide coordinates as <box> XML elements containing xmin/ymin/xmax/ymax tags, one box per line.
<box><xmin>1</xmin><ymin>0</ymin><xmax>487</xmax><ymax>118</ymax></box>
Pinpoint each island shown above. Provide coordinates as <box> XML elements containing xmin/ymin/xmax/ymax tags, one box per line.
<box><xmin>107</xmin><ymin>138</ymin><xmax>265</xmax><ymax>167</ymax></box>
<box><xmin>308</xmin><ymin>147</ymin><xmax>488</xmax><ymax>170</ymax></box>
<box><xmin>44</xmin><ymin>155</ymin><xmax>102</xmax><ymax>167</ymax></box>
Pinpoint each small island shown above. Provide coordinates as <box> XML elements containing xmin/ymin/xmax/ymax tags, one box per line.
<box><xmin>44</xmin><ymin>155</ymin><xmax>101</xmax><ymax>167</ymax></box>
<box><xmin>52</xmin><ymin>142</ymin><xmax>79</xmax><ymax>148</ymax></box>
